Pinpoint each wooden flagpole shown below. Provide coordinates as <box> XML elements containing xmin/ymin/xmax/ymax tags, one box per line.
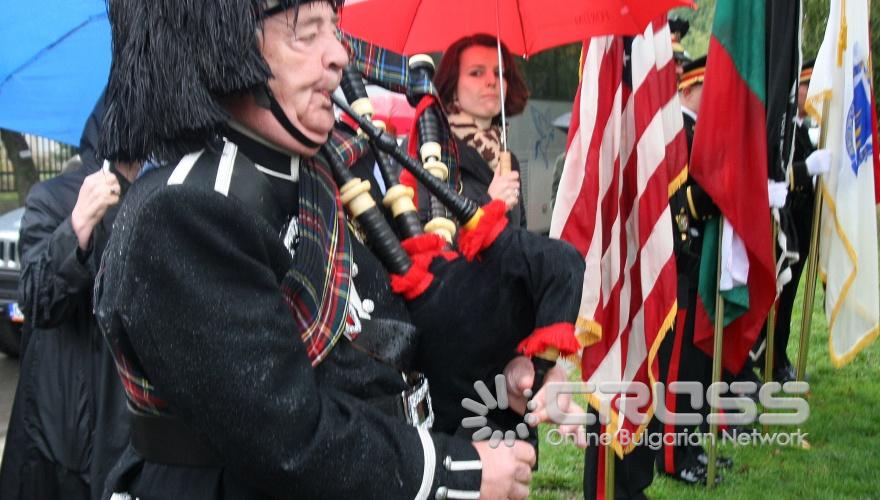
<box><xmin>706</xmin><ymin>219</ymin><xmax>725</xmax><ymax>488</ymax></box>
<box><xmin>796</xmin><ymin>95</ymin><xmax>831</xmax><ymax>381</ymax></box>
<box><xmin>604</xmin><ymin>438</ymin><xmax>615</xmax><ymax>499</ymax></box>
<box><xmin>763</xmin><ymin>221</ymin><xmax>778</xmax><ymax>434</ymax></box>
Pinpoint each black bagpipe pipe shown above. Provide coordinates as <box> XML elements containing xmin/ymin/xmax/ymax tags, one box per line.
<box><xmin>323</xmin><ymin>57</ymin><xmax>585</xmax><ymax>452</ymax></box>
<box><xmin>330</xmin><ymin>94</ymin><xmax>478</xmax><ymax>233</ymax></box>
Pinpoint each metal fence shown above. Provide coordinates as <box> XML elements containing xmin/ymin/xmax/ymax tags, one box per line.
<box><xmin>0</xmin><ymin>134</ymin><xmax>76</xmax><ymax>192</ymax></box>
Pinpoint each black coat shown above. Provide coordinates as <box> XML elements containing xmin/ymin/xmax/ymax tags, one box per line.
<box><xmin>0</xmin><ymin>163</ymin><xmax>129</xmax><ymax>500</ymax></box>
<box><xmin>457</xmin><ymin>139</ymin><xmax>527</xmax><ymax>229</ymax></box>
<box><xmin>762</xmin><ymin>121</ymin><xmax>817</xmax><ymax>367</ymax></box>
<box><xmin>94</xmin><ymin>135</ymin><xmax>482</xmax><ymax>500</ymax></box>
<box><xmin>669</xmin><ymin>113</ymin><xmax>718</xmax><ymax>307</ymax></box>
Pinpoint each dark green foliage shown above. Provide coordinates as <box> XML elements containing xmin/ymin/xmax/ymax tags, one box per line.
<box><xmin>678</xmin><ymin>0</ymin><xmax>878</xmax><ymax>114</ymax></box>
<box><xmin>518</xmin><ymin>44</ymin><xmax>582</xmax><ymax>101</ymax></box>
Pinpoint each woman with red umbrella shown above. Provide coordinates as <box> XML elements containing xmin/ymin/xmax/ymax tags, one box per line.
<box><xmin>435</xmin><ymin>34</ymin><xmax>527</xmax><ymax>228</ymax></box>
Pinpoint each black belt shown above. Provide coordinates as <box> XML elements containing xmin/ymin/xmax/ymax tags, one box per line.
<box><xmin>130</xmin><ymin>411</ymin><xmax>221</xmax><ymax>468</ymax></box>
<box><xmin>369</xmin><ymin>373</ymin><xmax>434</xmax><ymax>428</ymax></box>
<box><xmin>129</xmin><ymin>374</ymin><xmax>434</xmax><ymax>468</ymax></box>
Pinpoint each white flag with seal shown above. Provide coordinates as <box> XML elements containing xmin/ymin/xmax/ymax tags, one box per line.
<box><xmin>805</xmin><ymin>0</ymin><xmax>879</xmax><ymax>367</ymax></box>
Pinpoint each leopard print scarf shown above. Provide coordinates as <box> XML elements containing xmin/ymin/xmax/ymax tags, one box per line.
<box><xmin>447</xmin><ymin>111</ymin><xmax>504</xmax><ymax>172</ymax></box>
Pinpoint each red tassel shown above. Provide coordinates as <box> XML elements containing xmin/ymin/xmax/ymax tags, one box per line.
<box><xmin>390</xmin><ymin>233</ymin><xmax>458</xmax><ymax>300</ymax></box>
<box><xmin>390</xmin><ymin>261</ymin><xmax>434</xmax><ymax>300</ymax></box>
<box><xmin>457</xmin><ymin>200</ymin><xmax>508</xmax><ymax>261</ymax></box>
<box><xmin>401</xmin><ymin>233</ymin><xmax>447</xmax><ymax>257</ymax></box>
<box><xmin>517</xmin><ymin>323</ymin><xmax>580</xmax><ymax>358</ymax></box>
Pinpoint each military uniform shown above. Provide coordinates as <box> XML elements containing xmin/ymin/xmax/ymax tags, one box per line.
<box><xmin>654</xmin><ymin>57</ymin><xmax>726</xmax><ymax>481</ymax></box>
<box><xmin>760</xmin><ymin>119</ymin><xmax>816</xmax><ymax>378</ymax></box>
<box><xmin>654</xmin><ymin>107</ymin><xmax>721</xmax><ymax>481</ymax></box>
<box><xmin>757</xmin><ymin>60</ymin><xmax>819</xmax><ymax>381</ymax></box>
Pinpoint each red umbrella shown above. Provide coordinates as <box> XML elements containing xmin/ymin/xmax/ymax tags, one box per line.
<box><xmin>367</xmin><ymin>90</ymin><xmax>416</xmax><ymax>137</ymax></box>
<box><xmin>339</xmin><ymin>0</ymin><xmax>693</xmax><ymax>57</ymax></box>
<box><xmin>338</xmin><ymin>87</ymin><xmax>416</xmax><ymax>137</ymax></box>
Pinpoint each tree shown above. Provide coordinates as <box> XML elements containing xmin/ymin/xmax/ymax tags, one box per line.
<box><xmin>518</xmin><ymin>44</ymin><xmax>582</xmax><ymax>102</ymax></box>
<box><xmin>681</xmin><ymin>0</ymin><xmax>878</xmax><ymax>115</ymax></box>
<box><xmin>0</xmin><ymin>129</ymin><xmax>39</xmax><ymax>204</ymax></box>
<box><xmin>670</xmin><ymin>0</ymin><xmax>716</xmax><ymax>58</ymax></box>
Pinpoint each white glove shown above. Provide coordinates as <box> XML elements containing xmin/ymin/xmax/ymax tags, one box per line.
<box><xmin>768</xmin><ymin>180</ymin><xmax>788</xmax><ymax>209</ymax></box>
<box><xmin>805</xmin><ymin>149</ymin><xmax>831</xmax><ymax>176</ymax></box>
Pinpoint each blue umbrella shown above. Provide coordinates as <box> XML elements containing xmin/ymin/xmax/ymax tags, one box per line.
<box><xmin>0</xmin><ymin>0</ymin><xmax>110</xmax><ymax>145</ymax></box>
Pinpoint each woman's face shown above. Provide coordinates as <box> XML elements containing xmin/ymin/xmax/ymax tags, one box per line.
<box><xmin>455</xmin><ymin>45</ymin><xmax>503</xmax><ymax>122</ymax></box>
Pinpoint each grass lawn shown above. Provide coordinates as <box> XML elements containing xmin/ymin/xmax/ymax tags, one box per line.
<box><xmin>532</xmin><ymin>284</ymin><xmax>880</xmax><ymax>499</ymax></box>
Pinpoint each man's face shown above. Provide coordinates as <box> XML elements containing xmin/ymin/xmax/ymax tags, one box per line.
<box><xmin>797</xmin><ymin>83</ymin><xmax>809</xmax><ymax>117</ymax></box>
<box><xmin>682</xmin><ymin>83</ymin><xmax>703</xmax><ymax>114</ymax></box>
<box><xmin>256</xmin><ymin>2</ymin><xmax>348</xmax><ymax>153</ymax></box>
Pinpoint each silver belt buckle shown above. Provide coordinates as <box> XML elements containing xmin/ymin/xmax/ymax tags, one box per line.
<box><xmin>402</xmin><ymin>374</ymin><xmax>434</xmax><ymax>429</ymax></box>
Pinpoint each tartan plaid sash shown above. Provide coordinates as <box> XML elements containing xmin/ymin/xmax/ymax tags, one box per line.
<box><xmin>341</xmin><ymin>32</ymin><xmax>434</xmax><ymax>98</ymax></box>
<box><xmin>336</xmin><ymin>33</ymin><xmax>460</xmax><ymax>191</ymax></box>
<box><xmin>286</xmin><ymin>157</ymin><xmax>352</xmax><ymax>366</ymax></box>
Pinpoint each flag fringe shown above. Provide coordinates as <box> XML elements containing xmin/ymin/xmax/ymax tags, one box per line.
<box><xmin>818</xmin><ymin>184</ymin><xmax>880</xmax><ymax>366</ymax></box>
<box><xmin>819</xmin><ymin>186</ymin><xmax>861</xmax><ymax>333</ymax></box>
<box><xmin>586</xmin><ymin>302</ymin><xmax>677</xmax><ymax>457</ymax></box>
<box><xmin>576</xmin><ymin>317</ymin><xmax>603</xmax><ymax>347</ymax></box>
<box><xmin>804</xmin><ymin>90</ymin><xmax>833</xmax><ymax>124</ymax></box>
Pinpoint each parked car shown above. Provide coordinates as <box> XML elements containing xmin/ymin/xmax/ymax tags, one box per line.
<box><xmin>0</xmin><ymin>207</ymin><xmax>24</xmax><ymax>358</ymax></box>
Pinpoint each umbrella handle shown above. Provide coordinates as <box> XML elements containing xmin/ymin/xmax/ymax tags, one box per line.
<box><xmin>498</xmin><ymin>150</ymin><xmax>512</xmax><ymax>176</ymax></box>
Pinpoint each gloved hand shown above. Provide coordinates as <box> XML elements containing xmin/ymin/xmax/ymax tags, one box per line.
<box><xmin>806</xmin><ymin>149</ymin><xmax>831</xmax><ymax>176</ymax></box>
<box><xmin>768</xmin><ymin>180</ymin><xmax>788</xmax><ymax>209</ymax></box>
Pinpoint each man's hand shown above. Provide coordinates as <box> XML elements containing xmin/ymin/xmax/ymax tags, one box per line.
<box><xmin>806</xmin><ymin>149</ymin><xmax>831</xmax><ymax>176</ymax></box>
<box><xmin>487</xmin><ymin>170</ymin><xmax>520</xmax><ymax>210</ymax></box>
<box><xmin>503</xmin><ymin>356</ymin><xmax>568</xmax><ymax>424</ymax></box>
<box><xmin>474</xmin><ymin>440</ymin><xmax>535</xmax><ymax>500</ymax></box>
<box><xmin>767</xmin><ymin>180</ymin><xmax>788</xmax><ymax>209</ymax></box>
<box><xmin>503</xmin><ymin>356</ymin><xmax>588</xmax><ymax>448</ymax></box>
<box><xmin>71</xmin><ymin>168</ymin><xmax>121</xmax><ymax>250</ymax></box>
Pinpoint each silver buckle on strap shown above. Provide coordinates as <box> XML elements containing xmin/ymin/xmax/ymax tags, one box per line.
<box><xmin>403</xmin><ymin>374</ymin><xmax>434</xmax><ymax>428</ymax></box>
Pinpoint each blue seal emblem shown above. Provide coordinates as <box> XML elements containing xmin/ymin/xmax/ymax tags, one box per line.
<box><xmin>845</xmin><ymin>60</ymin><xmax>874</xmax><ymax>175</ymax></box>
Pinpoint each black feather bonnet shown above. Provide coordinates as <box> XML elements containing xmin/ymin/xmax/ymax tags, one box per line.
<box><xmin>99</xmin><ymin>0</ymin><xmax>342</xmax><ymax>163</ymax></box>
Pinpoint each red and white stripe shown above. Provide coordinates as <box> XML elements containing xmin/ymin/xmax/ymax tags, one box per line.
<box><xmin>550</xmin><ymin>19</ymin><xmax>685</xmax><ymax>453</ymax></box>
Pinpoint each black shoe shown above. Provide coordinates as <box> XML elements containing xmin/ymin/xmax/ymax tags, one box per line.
<box><xmin>666</xmin><ymin>464</ymin><xmax>722</xmax><ymax>486</ymax></box>
<box><xmin>697</xmin><ymin>452</ymin><xmax>733</xmax><ymax>469</ymax></box>
<box><xmin>773</xmin><ymin>363</ymin><xmax>797</xmax><ymax>384</ymax></box>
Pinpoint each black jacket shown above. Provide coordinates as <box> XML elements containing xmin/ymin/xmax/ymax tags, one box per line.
<box><xmin>0</xmin><ymin>163</ymin><xmax>129</xmax><ymax>500</ymax></box>
<box><xmin>669</xmin><ymin>113</ymin><xmax>718</xmax><ymax>307</ymax></box>
<box><xmin>789</xmin><ymin>122</ymin><xmax>818</xmax><ymax>213</ymax></box>
<box><xmin>457</xmin><ymin>139</ymin><xmax>527</xmax><ymax>229</ymax></box>
<box><xmin>94</xmin><ymin>135</ymin><xmax>482</xmax><ymax>500</ymax></box>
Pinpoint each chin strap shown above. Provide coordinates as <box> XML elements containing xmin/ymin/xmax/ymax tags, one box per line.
<box><xmin>254</xmin><ymin>84</ymin><xmax>323</xmax><ymax>150</ymax></box>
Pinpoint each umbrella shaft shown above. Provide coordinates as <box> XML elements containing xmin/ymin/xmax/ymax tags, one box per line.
<box><xmin>495</xmin><ymin>1</ymin><xmax>508</xmax><ymax>151</ymax></box>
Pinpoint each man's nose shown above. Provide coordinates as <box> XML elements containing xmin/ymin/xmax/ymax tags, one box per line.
<box><xmin>325</xmin><ymin>35</ymin><xmax>350</xmax><ymax>70</ymax></box>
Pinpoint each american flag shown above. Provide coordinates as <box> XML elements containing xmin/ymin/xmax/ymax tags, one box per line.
<box><xmin>549</xmin><ymin>19</ymin><xmax>686</xmax><ymax>454</ymax></box>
